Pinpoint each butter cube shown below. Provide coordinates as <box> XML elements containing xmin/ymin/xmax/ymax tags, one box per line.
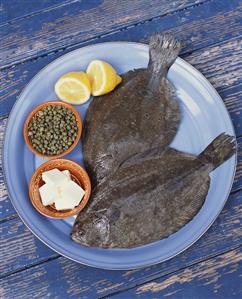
<box><xmin>54</xmin><ymin>196</ymin><xmax>76</xmax><ymax>210</ymax></box>
<box><xmin>62</xmin><ymin>170</ymin><xmax>71</xmax><ymax>181</ymax></box>
<box><xmin>42</xmin><ymin>168</ymin><xmax>69</xmax><ymax>187</ymax></box>
<box><xmin>62</xmin><ymin>181</ymin><xmax>85</xmax><ymax>206</ymax></box>
<box><xmin>39</xmin><ymin>183</ymin><xmax>58</xmax><ymax>206</ymax></box>
<box><xmin>56</xmin><ymin>186</ymin><xmax>64</xmax><ymax>198</ymax></box>
<box><xmin>54</xmin><ymin>181</ymin><xmax>85</xmax><ymax>210</ymax></box>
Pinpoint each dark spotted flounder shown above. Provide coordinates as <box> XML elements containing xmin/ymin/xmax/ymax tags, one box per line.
<box><xmin>71</xmin><ymin>34</ymin><xmax>236</xmax><ymax>248</ymax></box>
<box><xmin>82</xmin><ymin>34</ymin><xmax>181</xmax><ymax>186</ymax></box>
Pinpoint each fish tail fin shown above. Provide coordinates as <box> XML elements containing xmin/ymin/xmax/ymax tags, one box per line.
<box><xmin>198</xmin><ymin>133</ymin><xmax>236</xmax><ymax>170</ymax></box>
<box><xmin>148</xmin><ymin>33</ymin><xmax>181</xmax><ymax>77</ymax></box>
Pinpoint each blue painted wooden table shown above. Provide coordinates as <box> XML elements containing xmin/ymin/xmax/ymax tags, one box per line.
<box><xmin>0</xmin><ymin>1</ymin><xmax>241</xmax><ymax>298</ymax></box>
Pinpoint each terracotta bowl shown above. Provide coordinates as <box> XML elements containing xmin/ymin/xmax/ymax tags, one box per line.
<box><xmin>29</xmin><ymin>159</ymin><xmax>91</xmax><ymax>219</ymax></box>
<box><xmin>24</xmin><ymin>101</ymin><xmax>82</xmax><ymax>158</ymax></box>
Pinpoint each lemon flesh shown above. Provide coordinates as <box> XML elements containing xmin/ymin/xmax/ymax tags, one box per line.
<box><xmin>86</xmin><ymin>60</ymin><xmax>122</xmax><ymax>96</ymax></box>
<box><xmin>55</xmin><ymin>72</ymin><xmax>91</xmax><ymax>104</ymax></box>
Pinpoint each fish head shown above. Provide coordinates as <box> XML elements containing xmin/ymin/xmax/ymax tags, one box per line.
<box><xmin>71</xmin><ymin>210</ymin><xmax>110</xmax><ymax>247</ymax></box>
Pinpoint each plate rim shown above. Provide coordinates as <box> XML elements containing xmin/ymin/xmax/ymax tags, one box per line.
<box><xmin>3</xmin><ymin>41</ymin><xmax>237</xmax><ymax>270</ymax></box>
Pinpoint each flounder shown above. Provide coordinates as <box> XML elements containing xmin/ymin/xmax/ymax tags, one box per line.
<box><xmin>71</xmin><ymin>34</ymin><xmax>236</xmax><ymax>248</ymax></box>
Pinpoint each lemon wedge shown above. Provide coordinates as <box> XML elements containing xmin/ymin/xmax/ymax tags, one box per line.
<box><xmin>86</xmin><ymin>60</ymin><xmax>122</xmax><ymax>96</ymax></box>
<box><xmin>55</xmin><ymin>72</ymin><xmax>91</xmax><ymax>104</ymax></box>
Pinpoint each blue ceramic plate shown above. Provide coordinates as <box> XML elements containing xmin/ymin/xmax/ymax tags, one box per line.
<box><xmin>3</xmin><ymin>42</ymin><xmax>236</xmax><ymax>270</ymax></box>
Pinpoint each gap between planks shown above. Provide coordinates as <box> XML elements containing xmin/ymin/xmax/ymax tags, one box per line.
<box><xmin>0</xmin><ymin>0</ymin><xmax>80</xmax><ymax>27</ymax></box>
<box><xmin>0</xmin><ymin>35</ymin><xmax>241</xmax><ymax>119</ymax></box>
<box><xmin>0</xmin><ymin>255</ymin><xmax>60</xmax><ymax>280</ymax></box>
<box><xmin>0</xmin><ymin>0</ymin><xmax>213</xmax><ymax>70</ymax></box>
<box><xmin>1</xmin><ymin>242</ymin><xmax>241</xmax><ymax>297</ymax></box>
<box><xmin>0</xmin><ymin>187</ymin><xmax>241</xmax><ymax>281</ymax></box>
<box><xmin>103</xmin><ymin>245</ymin><xmax>242</xmax><ymax>298</ymax></box>
<box><xmin>0</xmin><ymin>116</ymin><xmax>241</xmax><ymax>228</ymax></box>
<box><xmin>0</xmin><ymin>0</ymin><xmax>209</xmax><ymax>27</ymax></box>
<box><xmin>2</xmin><ymin>27</ymin><xmax>240</xmax><ymax>75</ymax></box>
<box><xmin>0</xmin><ymin>0</ymin><xmax>240</xmax><ymax>290</ymax></box>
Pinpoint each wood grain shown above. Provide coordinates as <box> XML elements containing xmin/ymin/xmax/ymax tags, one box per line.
<box><xmin>0</xmin><ymin>0</ymin><xmax>241</xmax><ymax>119</ymax></box>
<box><xmin>0</xmin><ymin>0</ymin><xmax>76</xmax><ymax>25</ymax></box>
<box><xmin>0</xmin><ymin>40</ymin><xmax>242</xmax><ymax>219</ymax></box>
<box><xmin>0</xmin><ymin>118</ymin><xmax>241</xmax><ymax>221</ymax></box>
<box><xmin>0</xmin><ymin>217</ymin><xmax>58</xmax><ymax>277</ymax></box>
<box><xmin>0</xmin><ymin>191</ymin><xmax>241</xmax><ymax>296</ymax></box>
<box><xmin>233</xmin><ymin>136</ymin><xmax>242</xmax><ymax>192</ymax></box>
<box><xmin>188</xmin><ymin>39</ymin><xmax>242</xmax><ymax>91</ymax></box>
<box><xmin>0</xmin><ymin>1</ymin><xmax>241</xmax><ymax>297</ymax></box>
<box><xmin>0</xmin><ymin>0</ymin><xmax>237</xmax><ymax>68</ymax></box>
<box><xmin>1</xmin><ymin>36</ymin><xmax>241</xmax><ymax>125</ymax></box>
<box><xmin>1</xmin><ymin>5</ymin><xmax>241</xmax><ymax>221</ymax></box>
<box><xmin>0</xmin><ymin>117</ymin><xmax>6</xmax><ymax>166</ymax></box>
<box><xmin>111</xmin><ymin>248</ymin><xmax>242</xmax><ymax>298</ymax></box>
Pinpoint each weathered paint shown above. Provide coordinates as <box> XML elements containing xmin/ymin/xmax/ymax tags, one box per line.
<box><xmin>0</xmin><ymin>1</ymin><xmax>241</xmax><ymax>119</ymax></box>
<box><xmin>1</xmin><ymin>38</ymin><xmax>242</xmax><ymax>128</ymax></box>
<box><xmin>233</xmin><ymin>136</ymin><xmax>242</xmax><ymax>192</ymax></box>
<box><xmin>112</xmin><ymin>248</ymin><xmax>242</xmax><ymax>298</ymax></box>
<box><xmin>0</xmin><ymin>0</ymin><xmax>237</xmax><ymax>68</ymax></box>
<box><xmin>0</xmin><ymin>0</ymin><xmax>241</xmax><ymax>298</ymax></box>
<box><xmin>0</xmin><ymin>0</ymin><xmax>77</xmax><ymax>25</ymax></box>
<box><xmin>0</xmin><ymin>129</ymin><xmax>241</xmax><ymax>222</ymax></box>
<box><xmin>0</xmin><ymin>217</ymin><xmax>58</xmax><ymax>277</ymax></box>
<box><xmin>0</xmin><ymin>192</ymin><xmax>241</xmax><ymax>296</ymax></box>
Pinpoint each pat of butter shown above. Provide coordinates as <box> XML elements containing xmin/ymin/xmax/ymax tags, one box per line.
<box><xmin>39</xmin><ymin>183</ymin><xmax>58</xmax><ymax>206</ymax></box>
<box><xmin>42</xmin><ymin>168</ymin><xmax>69</xmax><ymax>187</ymax></box>
<box><xmin>62</xmin><ymin>170</ymin><xmax>71</xmax><ymax>181</ymax></box>
<box><xmin>54</xmin><ymin>196</ymin><xmax>76</xmax><ymax>210</ymax></box>
<box><xmin>56</xmin><ymin>171</ymin><xmax>71</xmax><ymax>196</ymax></box>
<box><xmin>40</xmin><ymin>168</ymin><xmax>85</xmax><ymax>211</ymax></box>
<box><xmin>54</xmin><ymin>181</ymin><xmax>85</xmax><ymax>210</ymax></box>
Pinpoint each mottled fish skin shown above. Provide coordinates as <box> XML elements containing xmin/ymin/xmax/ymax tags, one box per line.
<box><xmin>72</xmin><ymin>133</ymin><xmax>236</xmax><ymax>248</ymax></box>
<box><xmin>82</xmin><ymin>34</ymin><xmax>181</xmax><ymax>186</ymax></box>
<box><xmin>72</xmin><ymin>33</ymin><xmax>236</xmax><ymax>248</ymax></box>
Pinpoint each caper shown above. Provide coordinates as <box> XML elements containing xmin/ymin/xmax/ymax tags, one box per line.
<box><xmin>28</xmin><ymin>105</ymin><xmax>78</xmax><ymax>155</ymax></box>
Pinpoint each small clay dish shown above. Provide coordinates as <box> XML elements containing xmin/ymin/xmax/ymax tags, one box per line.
<box><xmin>24</xmin><ymin>101</ymin><xmax>82</xmax><ymax>158</ymax></box>
<box><xmin>29</xmin><ymin>159</ymin><xmax>91</xmax><ymax>219</ymax></box>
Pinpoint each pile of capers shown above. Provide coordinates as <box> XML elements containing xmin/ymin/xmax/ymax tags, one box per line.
<box><xmin>28</xmin><ymin>105</ymin><xmax>78</xmax><ymax>155</ymax></box>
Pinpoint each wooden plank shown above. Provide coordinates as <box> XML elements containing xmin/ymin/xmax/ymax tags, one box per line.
<box><xmin>0</xmin><ymin>170</ymin><xmax>10</xmax><ymax>220</ymax></box>
<box><xmin>0</xmin><ymin>191</ymin><xmax>241</xmax><ymax>296</ymax></box>
<box><xmin>0</xmin><ymin>117</ymin><xmax>6</xmax><ymax>166</ymax></box>
<box><xmin>0</xmin><ymin>217</ymin><xmax>58</xmax><ymax>277</ymax></box>
<box><xmin>1</xmin><ymin>38</ymin><xmax>241</xmax><ymax>133</ymax></box>
<box><xmin>218</xmin><ymin>84</ymin><xmax>242</xmax><ymax>139</ymax></box>
<box><xmin>0</xmin><ymin>117</ymin><xmax>8</xmax><ymax>220</ymax></box>
<box><xmin>0</xmin><ymin>2</ymin><xmax>241</xmax><ymax>296</ymax></box>
<box><xmin>187</xmin><ymin>40</ymin><xmax>242</xmax><ymax>92</ymax></box>
<box><xmin>0</xmin><ymin>0</ymin><xmax>237</xmax><ymax>68</ymax></box>
<box><xmin>0</xmin><ymin>0</ymin><xmax>76</xmax><ymax>25</ymax></box>
<box><xmin>0</xmin><ymin>115</ymin><xmax>241</xmax><ymax>221</ymax></box>
<box><xmin>110</xmin><ymin>248</ymin><xmax>242</xmax><ymax>299</ymax></box>
<box><xmin>0</xmin><ymin>97</ymin><xmax>241</xmax><ymax>222</ymax></box>
<box><xmin>233</xmin><ymin>136</ymin><xmax>242</xmax><ymax>192</ymax></box>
